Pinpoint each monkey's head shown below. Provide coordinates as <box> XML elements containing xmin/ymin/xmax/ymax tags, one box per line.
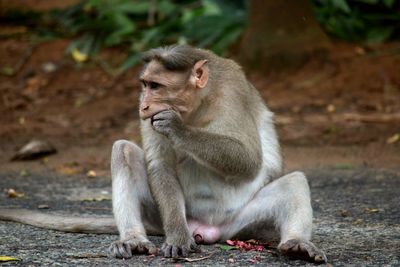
<box><xmin>139</xmin><ymin>45</ymin><xmax>209</xmax><ymax>121</ymax></box>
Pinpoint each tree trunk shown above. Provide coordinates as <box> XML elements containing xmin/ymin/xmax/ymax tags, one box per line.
<box><xmin>239</xmin><ymin>0</ymin><xmax>330</xmax><ymax>72</ymax></box>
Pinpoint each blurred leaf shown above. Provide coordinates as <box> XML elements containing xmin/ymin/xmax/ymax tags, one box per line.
<box><xmin>202</xmin><ymin>0</ymin><xmax>222</xmax><ymax>15</ymax></box>
<box><xmin>382</xmin><ymin>0</ymin><xmax>396</xmax><ymax>7</ymax></box>
<box><xmin>1</xmin><ymin>66</ymin><xmax>15</xmax><ymax>76</ymax></box>
<box><xmin>0</xmin><ymin>256</ymin><xmax>19</xmax><ymax>262</ymax></box>
<box><xmin>331</xmin><ymin>0</ymin><xmax>351</xmax><ymax>13</ymax></box>
<box><xmin>118</xmin><ymin>53</ymin><xmax>142</xmax><ymax>73</ymax></box>
<box><xmin>82</xmin><ymin>196</ymin><xmax>111</xmax><ymax>202</ymax></box>
<box><xmin>366</xmin><ymin>27</ymin><xmax>393</xmax><ymax>43</ymax></box>
<box><xmin>72</xmin><ymin>48</ymin><xmax>89</xmax><ymax>62</ymax></box>
<box><xmin>218</xmin><ymin>244</ymin><xmax>237</xmax><ymax>251</ymax></box>
<box><xmin>386</xmin><ymin>133</ymin><xmax>400</xmax><ymax>144</ymax></box>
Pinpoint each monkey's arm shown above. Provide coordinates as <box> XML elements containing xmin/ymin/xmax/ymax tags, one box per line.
<box><xmin>142</xmin><ymin>127</ymin><xmax>195</xmax><ymax>257</ymax></box>
<box><xmin>152</xmin><ymin>110</ymin><xmax>262</xmax><ymax>179</ymax></box>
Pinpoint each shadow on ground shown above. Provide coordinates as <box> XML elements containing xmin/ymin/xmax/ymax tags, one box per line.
<box><xmin>0</xmin><ymin>168</ymin><xmax>399</xmax><ymax>266</ymax></box>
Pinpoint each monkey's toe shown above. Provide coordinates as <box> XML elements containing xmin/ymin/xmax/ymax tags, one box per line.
<box><xmin>278</xmin><ymin>239</ymin><xmax>327</xmax><ymax>264</ymax></box>
<box><xmin>161</xmin><ymin>240</ymin><xmax>199</xmax><ymax>258</ymax></box>
<box><xmin>109</xmin><ymin>240</ymin><xmax>158</xmax><ymax>259</ymax></box>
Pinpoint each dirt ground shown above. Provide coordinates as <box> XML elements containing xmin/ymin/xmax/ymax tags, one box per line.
<box><xmin>0</xmin><ymin>39</ymin><xmax>399</xmax><ymax>176</ymax></box>
<box><xmin>1</xmin><ymin>168</ymin><xmax>399</xmax><ymax>266</ymax></box>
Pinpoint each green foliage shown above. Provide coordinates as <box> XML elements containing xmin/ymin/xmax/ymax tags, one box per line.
<box><xmin>55</xmin><ymin>0</ymin><xmax>246</xmax><ymax>72</ymax></box>
<box><xmin>313</xmin><ymin>0</ymin><xmax>400</xmax><ymax>43</ymax></box>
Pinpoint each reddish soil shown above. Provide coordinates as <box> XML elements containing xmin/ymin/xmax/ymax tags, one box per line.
<box><xmin>0</xmin><ymin>38</ymin><xmax>399</xmax><ymax>177</ymax></box>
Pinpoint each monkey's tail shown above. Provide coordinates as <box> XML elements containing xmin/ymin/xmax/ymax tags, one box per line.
<box><xmin>0</xmin><ymin>209</ymin><xmax>118</xmax><ymax>234</ymax></box>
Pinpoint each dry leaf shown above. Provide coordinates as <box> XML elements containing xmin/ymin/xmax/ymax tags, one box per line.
<box><xmin>386</xmin><ymin>133</ymin><xmax>399</xmax><ymax>144</ymax></box>
<box><xmin>7</xmin><ymin>188</ymin><xmax>25</xmax><ymax>198</ymax></box>
<box><xmin>38</xmin><ymin>204</ymin><xmax>49</xmax><ymax>209</ymax></box>
<box><xmin>86</xmin><ymin>170</ymin><xmax>97</xmax><ymax>178</ymax></box>
<box><xmin>56</xmin><ymin>164</ymin><xmax>82</xmax><ymax>175</ymax></box>
<box><xmin>326</xmin><ymin>104</ymin><xmax>336</xmax><ymax>113</ymax></box>
<box><xmin>365</xmin><ymin>208</ymin><xmax>379</xmax><ymax>213</ymax></box>
<box><xmin>354</xmin><ymin>46</ymin><xmax>366</xmax><ymax>55</ymax></box>
<box><xmin>72</xmin><ymin>48</ymin><xmax>88</xmax><ymax>62</ymax></box>
<box><xmin>81</xmin><ymin>196</ymin><xmax>111</xmax><ymax>202</ymax></box>
<box><xmin>340</xmin><ymin>209</ymin><xmax>350</xmax><ymax>217</ymax></box>
<box><xmin>0</xmin><ymin>256</ymin><xmax>19</xmax><ymax>262</ymax></box>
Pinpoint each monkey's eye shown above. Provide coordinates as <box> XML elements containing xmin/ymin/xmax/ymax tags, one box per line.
<box><xmin>149</xmin><ymin>82</ymin><xmax>160</xmax><ymax>90</ymax></box>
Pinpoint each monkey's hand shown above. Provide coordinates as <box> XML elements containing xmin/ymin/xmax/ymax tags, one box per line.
<box><xmin>162</xmin><ymin>234</ymin><xmax>199</xmax><ymax>258</ymax></box>
<box><xmin>151</xmin><ymin>109</ymin><xmax>185</xmax><ymax>139</ymax></box>
<box><xmin>109</xmin><ymin>238</ymin><xmax>158</xmax><ymax>259</ymax></box>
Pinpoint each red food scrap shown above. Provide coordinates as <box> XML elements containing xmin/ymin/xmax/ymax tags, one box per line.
<box><xmin>226</xmin><ymin>239</ymin><xmax>264</xmax><ymax>251</ymax></box>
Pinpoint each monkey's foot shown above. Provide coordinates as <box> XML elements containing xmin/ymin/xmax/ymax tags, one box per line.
<box><xmin>278</xmin><ymin>239</ymin><xmax>327</xmax><ymax>263</ymax></box>
<box><xmin>108</xmin><ymin>239</ymin><xmax>158</xmax><ymax>259</ymax></box>
<box><xmin>161</xmin><ymin>239</ymin><xmax>199</xmax><ymax>258</ymax></box>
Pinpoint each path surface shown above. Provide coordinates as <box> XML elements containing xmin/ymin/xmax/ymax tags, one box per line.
<box><xmin>0</xmin><ymin>168</ymin><xmax>399</xmax><ymax>266</ymax></box>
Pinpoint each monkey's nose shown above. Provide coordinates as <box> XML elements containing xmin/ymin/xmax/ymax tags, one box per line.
<box><xmin>142</xmin><ymin>105</ymin><xmax>149</xmax><ymax>111</ymax></box>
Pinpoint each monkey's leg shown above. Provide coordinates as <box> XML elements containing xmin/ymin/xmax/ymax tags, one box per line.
<box><xmin>222</xmin><ymin>171</ymin><xmax>327</xmax><ymax>263</ymax></box>
<box><xmin>109</xmin><ymin>140</ymin><xmax>162</xmax><ymax>259</ymax></box>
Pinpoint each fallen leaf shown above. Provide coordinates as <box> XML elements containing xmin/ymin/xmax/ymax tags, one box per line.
<box><xmin>1</xmin><ymin>66</ymin><xmax>15</xmax><ymax>76</ymax></box>
<box><xmin>334</xmin><ymin>164</ymin><xmax>354</xmax><ymax>170</ymax></box>
<box><xmin>42</xmin><ymin>62</ymin><xmax>57</xmax><ymax>73</ymax></box>
<box><xmin>365</xmin><ymin>208</ymin><xmax>379</xmax><ymax>213</ymax></box>
<box><xmin>326</xmin><ymin>104</ymin><xmax>336</xmax><ymax>113</ymax></box>
<box><xmin>72</xmin><ymin>48</ymin><xmax>88</xmax><ymax>62</ymax></box>
<box><xmin>354</xmin><ymin>218</ymin><xmax>364</xmax><ymax>224</ymax></box>
<box><xmin>20</xmin><ymin>169</ymin><xmax>29</xmax><ymax>177</ymax></box>
<box><xmin>217</xmin><ymin>244</ymin><xmax>237</xmax><ymax>251</ymax></box>
<box><xmin>56</xmin><ymin>163</ymin><xmax>82</xmax><ymax>175</ymax></box>
<box><xmin>81</xmin><ymin>196</ymin><xmax>111</xmax><ymax>202</ymax></box>
<box><xmin>18</xmin><ymin>117</ymin><xmax>25</xmax><ymax>125</ymax></box>
<box><xmin>7</xmin><ymin>188</ymin><xmax>25</xmax><ymax>198</ymax></box>
<box><xmin>354</xmin><ymin>46</ymin><xmax>366</xmax><ymax>55</ymax></box>
<box><xmin>386</xmin><ymin>133</ymin><xmax>399</xmax><ymax>144</ymax></box>
<box><xmin>340</xmin><ymin>209</ymin><xmax>350</xmax><ymax>217</ymax></box>
<box><xmin>86</xmin><ymin>170</ymin><xmax>97</xmax><ymax>178</ymax></box>
<box><xmin>0</xmin><ymin>256</ymin><xmax>19</xmax><ymax>262</ymax></box>
<box><xmin>38</xmin><ymin>204</ymin><xmax>49</xmax><ymax>209</ymax></box>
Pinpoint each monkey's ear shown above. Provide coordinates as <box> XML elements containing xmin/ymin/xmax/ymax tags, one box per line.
<box><xmin>192</xmin><ymin>60</ymin><xmax>209</xmax><ymax>89</ymax></box>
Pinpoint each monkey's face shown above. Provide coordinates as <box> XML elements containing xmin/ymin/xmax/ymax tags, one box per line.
<box><xmin>139</xmin><ymin>61</ymin><xmax>203</xmax><ymax>121</ymax></box>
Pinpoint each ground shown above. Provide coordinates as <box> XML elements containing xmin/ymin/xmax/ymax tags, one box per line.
<box><xmin>0</xmin><ymin>32</ymin><xmax>399</xmax><ymax>265</ymax></box>
<box><xmin>0</xmin><ymin>168</ymin><xmax>399</xmax><ymax>266</ymax></box>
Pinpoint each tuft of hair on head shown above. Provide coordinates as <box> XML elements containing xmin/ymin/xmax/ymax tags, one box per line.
<box><xmin>142</xmin><ymin>45</ymin><xmax>208</xmax><ymax>71</ymax></box>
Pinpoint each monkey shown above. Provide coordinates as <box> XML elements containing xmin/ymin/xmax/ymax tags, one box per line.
<box><xmin>0</xmin><ymin>45</ymin><xmax>327</xmax><ymax>263</ymax></box>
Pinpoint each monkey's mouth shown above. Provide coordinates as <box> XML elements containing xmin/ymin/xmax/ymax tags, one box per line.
<box><xmin>150</xmin><ymin>116</ymin><xmax>162</xmax><ymax>125</ymax></box>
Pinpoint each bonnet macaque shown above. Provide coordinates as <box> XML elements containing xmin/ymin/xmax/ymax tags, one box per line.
<box><xmin>0</xmin><ymin>45</ymin><xmax>326</xmax><ymax>263</ymax></box>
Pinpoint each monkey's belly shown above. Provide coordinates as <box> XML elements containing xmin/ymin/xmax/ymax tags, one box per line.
<box><xmin>177</xmin><ymin>157</ymin><xmax>264</xmax><ymax>225</ymax></box>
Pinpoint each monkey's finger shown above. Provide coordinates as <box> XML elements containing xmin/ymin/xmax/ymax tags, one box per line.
<box><xmin>152</xmin><ymin>109</ymin><xmax>179</xmax><ymax>121</ymax></box>
<box><xmin>171</xmin><ymin>246</ymin><xmax>180</xmax><ymax>258</ymax></box>
<box><xmin>152</xmin><ymin>120</ymin><xmax>168</xmax><ymax>128</ymax></box>
<box><xmin>163</xmin><ymin>244</ymin><xmax>172</xmax><ymax>258</ymax></box>
<box><xmin>181</xmin><ymin>247</ymin><xmax>189</xmax><ymax>257</ymax></box>
<box><xmin>109</xmin><ymin>242</ymin><xmax>133</xmax><ymax>259</ymax></box>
